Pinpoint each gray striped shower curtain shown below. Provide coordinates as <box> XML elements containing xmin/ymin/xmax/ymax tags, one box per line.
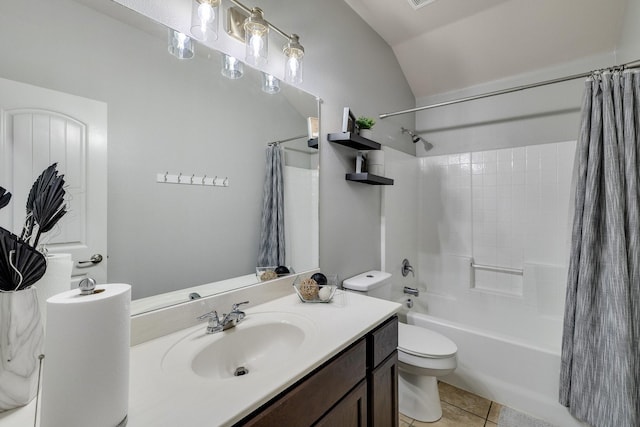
<box><xmin>257</xmin><ymin>144</ymin><xmax>285</xmax><ymax>267</ymax></box>
<box><xmin>560</xmin><ymin>70</ymin><xmax>640</xmax><ymax>427</ymax></box>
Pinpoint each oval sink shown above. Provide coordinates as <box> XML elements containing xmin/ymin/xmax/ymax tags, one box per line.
<box><xmin>162</xmin><ymin>311</ymin><xmax>315</xmax><ymax>381</ymax></box>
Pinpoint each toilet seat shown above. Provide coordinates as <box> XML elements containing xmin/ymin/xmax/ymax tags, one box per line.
<box><xmin>398</xmin><ymin>322</ymin><xmax>457</xmax><ymax>359</ymax></box>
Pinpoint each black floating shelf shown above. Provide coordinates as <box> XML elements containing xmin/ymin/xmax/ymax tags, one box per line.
<box><xmin>308</xmin><ymin>138</ymin><xmax>318</xmax><ymax>149</ymax></box>
<box><xmin>328</xmin><ymin>132</ymin><xmax>381</xmax><ymax>151</ymax></box>
<box><xmin>346</xmin><ymin>173</ymin><xmax>394</xmax><ymax>185</ymax></box>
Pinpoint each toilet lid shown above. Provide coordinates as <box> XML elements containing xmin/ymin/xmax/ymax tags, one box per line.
<box><xmin>398</xmin><ymin>323</ymin><xmax>457</xmax><ymax>359</ymax></box>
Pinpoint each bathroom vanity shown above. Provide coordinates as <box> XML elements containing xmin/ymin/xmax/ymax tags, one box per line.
<box><xmin>0</xmin><ymin>285</ymin><xmax>400</xmax><ymax>427</ymax></box>
<box><xmin>239</xmin><ymin>315</ymin><xmax>398</xmax><ymax>426</ymax></box>
<box><xmin>128</xmin><ymin>289</ymin><xmax>400</xmax><ymax>426</ymax></box>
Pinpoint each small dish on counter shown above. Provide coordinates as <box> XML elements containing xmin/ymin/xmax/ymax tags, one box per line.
<box><xmin>293</xmin><ymin>273</ymin><xmax>338</xmax><ymax>303</ymax></box>
<box><xmin>256</xmin><ymin>266</ymin><xmax>294</xmax><ymax>281</ymax></box>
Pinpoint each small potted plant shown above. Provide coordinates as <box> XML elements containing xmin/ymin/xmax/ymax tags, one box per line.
<box><xmin>356</xmin><ymin>117</ymin><xmax>376</xmax><ymax>140</ymax></box>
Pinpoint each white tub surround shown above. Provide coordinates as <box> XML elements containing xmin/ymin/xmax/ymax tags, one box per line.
<box><xmin>129</xmin><ymin>291</ymin><xmax>401</xmax><ymax>426</ymax></box>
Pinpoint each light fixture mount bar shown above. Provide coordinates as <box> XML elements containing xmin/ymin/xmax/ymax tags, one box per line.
<box><xmin>228</xmin><ymin>0</ymin><xmax>291</xmax><ymax>40</ymax></box>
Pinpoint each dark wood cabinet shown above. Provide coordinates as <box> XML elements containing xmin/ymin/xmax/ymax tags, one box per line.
<box><xmin>236</xmin><ymin>315</ymin><xmax>398</xmax><ymax>427</ymax></box>
<box><xmin>315</xmin><ymin>381</ymin><xmax>368</xmax><ymax>427</ymax></box>
<box><xmin>369</xmin><ymin>353</ymin><xmax>399</xmax><ymax>427</ymax></box>
<box><xmin>367</xmin><ymin>316</ymin><xmax>399</xmax><ymax>427</ymax></box>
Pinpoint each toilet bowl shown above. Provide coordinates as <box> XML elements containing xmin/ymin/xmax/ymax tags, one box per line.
<box><xmin>342</xmin><ymin>271</ymin><xmax>458</xmax><ymax>423</ymax></box>
<box><xmin>397</xmin><ymin>322</ymin><xmax>457</xmax><ymax>422</ymax></box>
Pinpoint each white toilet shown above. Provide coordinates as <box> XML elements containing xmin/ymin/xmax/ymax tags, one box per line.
<box><xmin>343</xmin><ymin>271</ymin><xmax>458</xmax><ymax>422</ymax></box>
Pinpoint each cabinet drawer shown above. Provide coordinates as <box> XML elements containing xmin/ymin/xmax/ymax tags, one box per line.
<box><xmin>241</xmin><ymin>338</ymin><xmax>367</xmax><ymax>427</ymax></box>
<box><xmin>368</xmin><ymin>315</ymin><xmax>398</xmax><ymax>368</ymax></box>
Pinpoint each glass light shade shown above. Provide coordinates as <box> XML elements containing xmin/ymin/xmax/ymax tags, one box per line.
<box><xmin>221</xmin><ymin>54</ymin><xmax>243</xmax><ymax>79</ymax></box>
<box><xmin>261</xmin><ymin>73</ymin><xmax>280</xmax><ymax>94</ymax></box>
<box><xmin>167</xmin><ymin>28</ymin><xmax>194</xmax><ymax>59</ymax></box>
<box><xmin>283</xmin><ymin>34</ymin><xmax>304</xmax><ymax>84</ymax></box>
<box><xmin>190</xmin><ymin>0</ymin><xmax>219</xmax><ymax>41</ymax></box>
<box><xmin>244</xmin><ymin>8</ymin><xmax>268</xmax><ymax>66</ymax></box>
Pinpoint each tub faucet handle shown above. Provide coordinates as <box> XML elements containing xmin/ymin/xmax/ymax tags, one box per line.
<box><xmin>401</xmin><ymin>258</ymin><xmax>415</xmax><ymax>277</ymax></box>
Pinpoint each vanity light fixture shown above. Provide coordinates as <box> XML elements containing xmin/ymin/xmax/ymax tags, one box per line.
<box><xmin>191</xmin><ymin>0</ymin><xmax>220</xmax><ymax>41</ymax></box>
<box><xmin>168</xmin><ymin>28</ymin><xmax>195</xmax><ymax>59</ymax></box>
<box><xmin>283</xmin><ymin>34</ymin><xmax>304</xmax><ymax>84</ymax></box>
<box><xmin>244</xmin><ymin>7</ymin><xmax>269</xmax><ymax>66</ymax></box>
<box><xmin>223</xmin><ymin>1</ymin><xmax>307</xmax><ymax>85</ymax></box>
<box><xmin>221</xmin><ymin>53</ymin><xmax>244</xmax><ymax>79</ymax></box>
<box><xmin>261</xmin><ymin>72</ymin><xmax>280</xmax><ymax>94</ymax></box>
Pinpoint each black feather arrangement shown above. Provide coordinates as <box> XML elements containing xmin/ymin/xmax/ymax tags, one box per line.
<box><xmin>0</xmin><ymin>187</ymin><xmax>11</xmax><ymax>210</ymax></box>
<box><xmin>0</xmin><ymin>164</ymin><xmax>67</xmax><ymax>291</ymax></box>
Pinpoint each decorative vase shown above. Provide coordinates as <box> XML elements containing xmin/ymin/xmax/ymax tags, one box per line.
<box><xmin>359</xmin><ymin>128</ymin><xmax>373</xmax><ymax>140</ymax></box>
<box><xmin>34</xmin><ymin>253</ymin><xmax>73</xmax><ymax>330</ymax></box>
<box><xmin>0</xmin><ymin>287</ymin><xmax>44</xmax><ymax>412</ymax></box>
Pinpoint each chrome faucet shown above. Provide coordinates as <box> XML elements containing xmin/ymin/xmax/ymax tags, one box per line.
<box><xmin>197</xmin><ymin>301</ymin><xmax>249</xmax><ymax>334</ymax></box>
<box><xmin>219</xmin><ymin>301</ymin><xmax>249</xmax><ymax>330</ymax></box>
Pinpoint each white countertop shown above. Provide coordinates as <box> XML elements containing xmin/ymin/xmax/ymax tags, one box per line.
<box><xmin>0</xmin><ymin>290</ymin><xmax>399</xmax><ymax>427</ymax></box>
<box><xmin>128</xmin><ymin>291</ymin><xmax>400</xmax><ymax>426</ymax></box>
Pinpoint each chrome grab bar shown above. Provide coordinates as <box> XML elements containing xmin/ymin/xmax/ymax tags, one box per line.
<box><xmin>470</xmin><ymin>262</ymin><xmax>523</xmax><ymax>276</ymax></box>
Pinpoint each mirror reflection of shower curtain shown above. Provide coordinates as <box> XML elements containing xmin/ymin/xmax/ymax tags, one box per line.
<box><xmin>257</xmin><ymin>145</ymin><xmax>285</xmax><ymax>267</ymax></box>
<box><xmin>560</xmin><ymin>70</ymin><xmax>640</xmax><ymax>427</ymax></box>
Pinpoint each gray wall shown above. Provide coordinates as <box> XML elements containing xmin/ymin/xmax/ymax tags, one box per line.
<box><xmin>268</xmin><ymin>0</ymin><xmax>417</xmax><ymax>280</ymax></box>
<box><xmin>115</xmin><ymin>0</ymin><xmax>418</xmax><ymax>284</ymax></box>
<box><xmin>0</xmin><ymin>0</ymin><xmax>309</xmax><ymax>299</ymax></box>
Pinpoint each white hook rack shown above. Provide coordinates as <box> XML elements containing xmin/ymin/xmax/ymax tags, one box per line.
<box><xmin>156</xmin><ymin>172</ymin><xmax>229</xmax><ymax>187</ymax></box>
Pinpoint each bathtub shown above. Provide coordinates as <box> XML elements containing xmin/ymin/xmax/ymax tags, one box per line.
<box><xmin>405</xmin><ymin>310</ymin><xmax>587</xmax><ymax>427</ymax></box>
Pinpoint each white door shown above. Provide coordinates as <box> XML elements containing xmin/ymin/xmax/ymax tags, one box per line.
<box><xmin>0</xmin><ymin>77</ymin><xmax>107</xmax><ymax>287</ymax></box>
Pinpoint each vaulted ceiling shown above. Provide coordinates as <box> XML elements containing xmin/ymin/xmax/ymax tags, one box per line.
<box><xmin>344</xmin><ymin>0</ymin><xmax>628</xmax><ymax>99</ymax></box>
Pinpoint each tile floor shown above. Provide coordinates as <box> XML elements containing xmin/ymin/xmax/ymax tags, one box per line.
<box><xmin>400</xmin><ymin>382</ymin><xmax>503</xmax><ymax>427</ymax></box>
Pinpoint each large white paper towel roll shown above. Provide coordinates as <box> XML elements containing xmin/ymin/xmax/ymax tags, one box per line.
<box><xmin>40</xmin><ymin>284</ymin><xmax>131</xmax><ymax>427</ymax></box>
<box><xmin>34</xmin><ymin>253</ymin><xmax>73</xmax><ymax>330</ymax></box>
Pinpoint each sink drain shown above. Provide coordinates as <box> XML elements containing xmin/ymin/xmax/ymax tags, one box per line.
<box><xmin>234</xmin><ymin>366</ymin><xmax>249</xmax><ymax>376</ymax></box>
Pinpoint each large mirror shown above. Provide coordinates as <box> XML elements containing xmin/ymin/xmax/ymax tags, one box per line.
<box><xmin>0</xmin><ymin>0</ymin><xmax>319</xmax><ymax>314</ymax></box>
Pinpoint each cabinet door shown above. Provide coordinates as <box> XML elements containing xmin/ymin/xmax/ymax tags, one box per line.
<box><xmin>369</xmin><ymin>351</ymin><xmax>398</xmax><ymax>427</ymax></box>
<box><xmin>241</xmin><ymin>339</ymin><xmax>366</xmax><ymax>427</ymax></box>
<box><xmin>315</xmin><ymin>381</ymin><xmax>367</xmax><ymax>427</ymax></box>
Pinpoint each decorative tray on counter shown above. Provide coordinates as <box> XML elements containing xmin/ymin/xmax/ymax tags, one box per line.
<box><xmin>293</xmin><ymin>273</ymin><xmax>338</xmax><ymax>303</ymax></box>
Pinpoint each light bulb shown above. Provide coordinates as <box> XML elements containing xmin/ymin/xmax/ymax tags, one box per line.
<box><xmin>191</xmin><ymin>0</ymin><xmax>218</xmax><ymax>41</ymax></box>
<box><xmin>168</xmin><ymin>28</ymin><xmax>194</xmax><ymax>59</ymax></box>
<box><xmin>287</xmin><ymin>57</ymin><xmax>299</xmax><ymax>78</ymax></box>
<box><xmin>198</xmin><ymin>2</ymin><xmax>214</xmax><ymax>25</ymax></box>
<box><xmin>175</xmin><ymin>32</ymin><xmax>187</xmax><ymax>50</ymax></box>
<box><xmin>283</xmin><ymin>34</ymin><xmax>304</xmax><ymax>84</ymax></box>
<box><xmin>250</xmin><ymin>33</ymin><xmax>264</xmax><ymax>59</ymax></box>
<box><xmin>244</xmin><ymin>8</ymin><xmax>268</xmax><ymax>66</ymax></box>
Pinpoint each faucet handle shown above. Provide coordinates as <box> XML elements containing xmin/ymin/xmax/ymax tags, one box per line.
<box><xmin>231</xmin><ymin>301</ymin><xmax>249</xmax><ymax>312</ymax></box>
<box><xmin>197</xmin><ymin>310</ymin><xmax>219</xmax><ymax>321</ymax></box>
<box><xmin>197</xmin><ymin>310</ymin><xmax>223</xmax><ymax>334</ymax></box>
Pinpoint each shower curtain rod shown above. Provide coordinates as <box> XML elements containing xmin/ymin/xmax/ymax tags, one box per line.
<box><xmin>267</xmin><ymin>135</ymin><xmax>307</xmax><ymax>146</ymax></box>
<box><xmin>379</xmin><ymin>59</ymin><xmax>640</xmax><ymax>119</ymax></box>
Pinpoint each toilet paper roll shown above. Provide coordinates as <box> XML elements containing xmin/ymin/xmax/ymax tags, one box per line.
<box><xmin>40</xmin><ymin>284</ymin><xmax>131</xmax><ymax>427</ymax></box>
<box><xmin>34</xmin><ymin>253</ymin><xmax>73</xmax><ymax>330</ymax></box>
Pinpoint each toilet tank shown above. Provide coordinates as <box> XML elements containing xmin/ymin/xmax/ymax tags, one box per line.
<box><xmin>343</xmin><ymin>271</ymin><xmax>393</xmax><ymax>300</ymax></box>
